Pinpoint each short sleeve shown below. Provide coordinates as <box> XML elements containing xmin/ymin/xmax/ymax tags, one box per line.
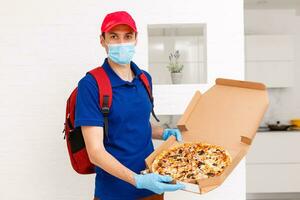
<box><xmin>74</xmin><ymin>75</ymin><xmax>104</xmax><ymax>128</ymax></box>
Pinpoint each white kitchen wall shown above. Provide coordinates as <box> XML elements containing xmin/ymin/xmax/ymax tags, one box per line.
<box><xmin>245</xmin><ymin>9</ymin><xmax>300</xmax><ymax>126</ymax></box>
<box><xmin>0</xmin><ymin>0</ymin><xmax>245</xmax><ymax>199</ymax></box>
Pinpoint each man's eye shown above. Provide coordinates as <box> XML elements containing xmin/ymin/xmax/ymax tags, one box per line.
<box><xmin>110</xmin><ymin>35</ymin><xmax>117</xmax><ymax>39</ymax></box>
<box><xmin>126</xmin><ymin>35</ymin><xmax>133</xmax><ymax>39</ymax></box>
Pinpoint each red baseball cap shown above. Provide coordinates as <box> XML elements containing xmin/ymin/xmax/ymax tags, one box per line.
<box><xmin>101</xmin><ymin>11</ymin><xmax>137</xmax><ymax>33</ymax></box>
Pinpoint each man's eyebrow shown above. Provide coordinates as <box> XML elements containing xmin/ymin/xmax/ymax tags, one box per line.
<box><xmin>107</xmin><ymin>32</ymin><xmax>117</xmax><ymax>35</ymax></box>
<box><xmin>107</xmin><ymin>32</ymin><xmax>134</xmax><ymax>36</ymax></box>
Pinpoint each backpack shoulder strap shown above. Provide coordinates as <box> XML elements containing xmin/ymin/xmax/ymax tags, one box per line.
<box><xmin>139</xmin><ymin>72</ymin><xmax>153</xmax><ymax>100</ymax></box>
<box><xmin>139</xmin><ymin>71</ymin><xmax>160</xmax><ymax>122</ymax></box>
<box><xmin>87</xmin><ymin>66</ymin><xmax>112</xmax><ymax>140</ymax></box>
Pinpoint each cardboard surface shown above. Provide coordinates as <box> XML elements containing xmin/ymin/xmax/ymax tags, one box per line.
<box><xmin>145</xmin><ymin>78</ymin><xmax>269</xmax><ymax>194</ymax></box>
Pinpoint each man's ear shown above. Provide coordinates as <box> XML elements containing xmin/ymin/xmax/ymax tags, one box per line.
<box><xmin>100</xmin><ymin>35</ymin><xmax>105</xmax><ymax>48</ymax></box>
<box><xmin>134</xmin><ymin>33</ymin><xmax>138</xmax><ymax>46</ymax></box>
<box><xmin>100</xmin><ymin>34</ymin><xmax>109</xmax><ymax>54</ymax></box>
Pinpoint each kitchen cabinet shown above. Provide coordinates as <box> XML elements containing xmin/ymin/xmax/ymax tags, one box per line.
<box><xmin>245</xmin><ymin>35</ymin><xmax>295</xmax><ymax>88</ymax></box>
<box><xmin>247</xmin><ymin>164</ymin><xmax>300</xmax><ymax>193</ymax></box>
<box><xmin>246</xmin><ymin>61</ymin><xmax>294</xmax><ymax>88</ymax></box>
<box><xmin>246</xmin><ymin>131</ymin><xmax>300</xmax><ymax>193</ymax></box>
<box><xmin>245</xmin><ymin>35</ymin><xmax>294</xmax><ymax>61</ymax></box>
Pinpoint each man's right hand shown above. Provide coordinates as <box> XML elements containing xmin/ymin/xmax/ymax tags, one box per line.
<box><xmin>134</xmin><ymin>173</ymin><xmax>185</xmax><ymax>194</ymax></box>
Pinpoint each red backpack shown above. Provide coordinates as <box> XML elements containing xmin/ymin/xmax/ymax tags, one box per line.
<box><xmin>62</xmin><ymin>66</ymin><xmax>160</xmax><ymax>174</ymax></box>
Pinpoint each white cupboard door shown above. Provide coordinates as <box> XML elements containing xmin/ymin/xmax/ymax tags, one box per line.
<box><xmin>247</xmin><ymin>164</ymin><xmax>300</xmax><ymax>193</ymax></box>
<box><xmin>245</xmin><ymin>35</ymin><xmax>294</xmax><ymax>61</ymax></box>
<box><xmin>245</xmin><ymin>61</ymin><xmax>294</xmax><ymax>88</ymax></box>
<box><xmin>246</xmin><ymin>132</ymin><xmax>300</xmax><ymax>164</ymax></box>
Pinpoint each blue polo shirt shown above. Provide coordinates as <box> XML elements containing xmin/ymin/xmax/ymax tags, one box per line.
<box><xmin>74</xmin><ymin>58</ymin><xmax>156</xmax><ymax>200</ymax></box>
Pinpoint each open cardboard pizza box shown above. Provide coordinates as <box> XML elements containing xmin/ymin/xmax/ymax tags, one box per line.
<box><xmin>144</xmin><ymin>78</ymin><xmax>269</xmax><ymax>194</ymax></box>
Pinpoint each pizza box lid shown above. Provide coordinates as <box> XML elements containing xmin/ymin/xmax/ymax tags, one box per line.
<box><xmin>144</xmin><ymin>78</ymin><xmax>269</xmax><ymax>194</ymax></box>
<box><xmin>177</xmin><ymin>78</ymin><xmax>269</xmax><ymax>149</ymax></box>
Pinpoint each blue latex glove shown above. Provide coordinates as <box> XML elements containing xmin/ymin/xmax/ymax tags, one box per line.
<box><xmin>162</xmin><ymin>128</ymin><xmax>182</xmax><ymax>141</ymax></box>
<box><xmin>134</xmin><ymin>173</ymin><xmax>185</xmax><ymax>194</ymax></box>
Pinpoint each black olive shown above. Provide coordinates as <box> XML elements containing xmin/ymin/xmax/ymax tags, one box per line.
<box><xmin>207</xmin><ymin>172</ymin><xmax>215</xmax><ymax>177</ymax></box>
<box><xmin>198</xmin><ymin>150</ymin><xmax>205</xmax><ymax>155</ymax></box>
<box><xmin>198</xmin><ymin>161</ymin><xmax>204</xmax><ymax>167</ymax></box>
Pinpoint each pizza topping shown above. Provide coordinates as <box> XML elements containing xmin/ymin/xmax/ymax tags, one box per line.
<box><xmin>151</xmin><ymin>142</ymin><xmax>232</xmax><ymax>182</ymax></box>
<box><xmin>198</xmin><ymin>161</ymin><xmax>204</xmax><ymax>167</ymax></box>
<box><xmin>198</xmin><ymin>150</ymin><xmax>205</xmax><ymax>155</ymax></box>
<box><xmin>206</xmin><ymin>172</ymin><xmax>215</xmax><ymax>177</ymax></box>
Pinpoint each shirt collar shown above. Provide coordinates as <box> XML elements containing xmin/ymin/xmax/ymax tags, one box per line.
<box><xmin>101</xmin><ymin>58</ymin><xmax>143</xmax><ymax>87</ymax></box>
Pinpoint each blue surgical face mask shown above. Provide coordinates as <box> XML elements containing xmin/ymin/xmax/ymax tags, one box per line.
<box><xmin>106</xmin><ymin>42</ymin><xmax>136</xmax><ymax>65</ymax></box>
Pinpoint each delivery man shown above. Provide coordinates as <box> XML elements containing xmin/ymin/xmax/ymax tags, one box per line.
<box><xmin>74</xmin><ymin>11</ymin><xmax>185</xmax><ymax>200</ymax></box>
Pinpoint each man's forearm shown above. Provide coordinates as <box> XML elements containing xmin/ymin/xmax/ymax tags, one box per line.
<box><xmin>151</xmin><ymin>122</ymin><xmax>164</xmax><ymax>140</ymax></box>
<box><xmin>90</xmin><ymin>148</ymin><xmax>137</xmax><ymax>186</ymax></box>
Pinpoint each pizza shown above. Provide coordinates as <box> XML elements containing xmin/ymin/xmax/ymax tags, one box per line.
<box><xmin>151</xmin><ymin>142</ymin><xmax>232</xmax><ymax>182</ymax></box>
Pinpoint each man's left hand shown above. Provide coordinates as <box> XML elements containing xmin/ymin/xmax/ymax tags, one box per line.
<box><xmin>162</xmin><ymin>128</ymin><xmax>182</xmax><ymax>142</ymax></box>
